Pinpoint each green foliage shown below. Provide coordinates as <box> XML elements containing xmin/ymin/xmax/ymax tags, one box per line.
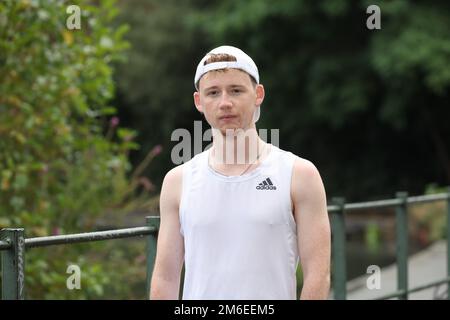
<box><xmin>25</xmin><ymin>240</ymin><xmax>147</xmax><ymax>299</ymax></box>
<box><xmin>0</xmin><ymin>0</ymin><xmax>150</xmax><ymax>299</ymax></box>
<box><xmin>370</xmin><ymin>4</ymin><xmax>450</xmax><ymax>94</ymax></box>
<box><xmin>365</xmin><ymin>222</ymin><xmax>381</xmax><ymax>254</ymax></box>
<box><xmin>369</xmin><ymin>2</ymin><xmax>450</xmax><ymax>131</ymax></box>
<box><xmin>296</xmin><ymin>265</ymin><xmax>304</xmax><ymax>298</ymax></box>
<box><xmin>422</xmin><ymin>183</ymin><xmax>448</xmax><ymax>241</ymax></box>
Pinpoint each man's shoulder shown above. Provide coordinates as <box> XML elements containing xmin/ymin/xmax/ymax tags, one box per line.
<box><xmin>164</xmin><ymin>149</ymin><xmax>208</xmax><ymax>185</ymax></box>
<box><xmin>292</xmin><ymin>156</ymin><xmax>321</xmax><ymax>180</ymax></box>
<box><xmin>275</xmin><ymin>147</ymin><xmax>321</xmax><ymax>186</ymax></box>
<box><xmin>161</xmin><ymin>164</ymin><xmax>185</xmax><ymax>207</ymax></box>
<box><xmin>290</xmin><ymin>155</ymin><xmax>324</xmax><ymax>202</ymax></box>
<box><xmin>163</xmin><ymin>163</ymin><xmax>185</xmax><ymax>186</ymax></box>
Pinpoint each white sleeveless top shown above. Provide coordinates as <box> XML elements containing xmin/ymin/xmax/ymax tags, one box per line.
<box><xmin>179</xmin><ymin>144</ymin><xmax>299</xmax><ymax>300</ymax></box>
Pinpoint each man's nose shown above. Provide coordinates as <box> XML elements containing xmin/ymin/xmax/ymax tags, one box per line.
<box><xmin>218</xmin><ymin>92</ymin><xmax>232</xmax><ymax>109</ymax></box>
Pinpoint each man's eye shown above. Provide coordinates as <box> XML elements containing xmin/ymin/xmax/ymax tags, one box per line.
<box><xmin>207</xmin><ymin>91</ymin><xmax>218</xmax><ymax>96</ymax></box>
<box><xmin>231</xmin><ymin>89</ymin><xmax>242</xmax><ymax>94</ymax></box>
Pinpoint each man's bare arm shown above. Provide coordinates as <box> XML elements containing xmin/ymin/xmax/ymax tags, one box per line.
<box><xmin>292</xmin><ymin>158</ymin><xmax>331</xmax><ymax>300</ymax></box>
<box><xmin>149</xmin><ymin>165</ymin><xmax>185</xmax><ymax>299</ymax></box>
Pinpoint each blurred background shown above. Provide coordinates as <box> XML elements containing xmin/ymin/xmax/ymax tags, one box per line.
<box><xmin>0</xmin><ymin>0</ymin><xmax>449</xmax><ymax>299</ymax></box>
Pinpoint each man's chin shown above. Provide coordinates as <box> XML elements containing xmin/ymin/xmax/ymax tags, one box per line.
<box><xmin>210</xmin><ymin>125</ymin><xmax>240</xmax><ymax>135</ymax></box>
<box><xmin>220</xmin><ymin>128</ymin><xmax>260</xmax><ymax>140</ymax></box>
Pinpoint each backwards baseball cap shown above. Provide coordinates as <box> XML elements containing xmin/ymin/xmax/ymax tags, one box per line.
<box><xmin>194</xmin><ymin>45</ymin><xmax>261</xmax><ymax>122</ymax></box>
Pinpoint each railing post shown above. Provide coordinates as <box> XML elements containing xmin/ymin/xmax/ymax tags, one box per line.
<box><xmin>331</xmin><ymin>197</ymin><xmax>346</xmax><ymax>300</ymax></box>
<box><xmin>1</xmin><ymin>228</ymin><xmax>25</xmax><ymax>300</ymax></box>
<box><xmin>145</xmin><ymin>215</ymin><xmax>160</xmax><ymax>299</ymax></box>
<box><xmin>396</xmin><ymin>191</ymin><xmax>408</xmax><ymax>300</ymax></box>
<box><xmin>447</xmin><ymin>187</ymin><xmax>450</xmax><ymax>300</ymax></box>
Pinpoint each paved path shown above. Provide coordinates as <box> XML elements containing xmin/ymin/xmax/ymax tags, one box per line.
<box><xmin>331</xmin><ymin>240</ymin><xmax>448</xmax><ymax>300</ymax></box>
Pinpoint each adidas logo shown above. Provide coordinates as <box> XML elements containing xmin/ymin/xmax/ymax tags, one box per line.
<box><xmin>256</xmin><ymin>178</ymin><xmax>277</xmax><ymax>190</ymax></box>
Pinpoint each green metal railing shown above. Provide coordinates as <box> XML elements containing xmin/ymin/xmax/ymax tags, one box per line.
<box><xmin>330</xmin><ymin>190</ymin><xmax>450</xmax><ymax>300</ymax></box>
<box><xmin>1</xmin><ymin>190</ymin><xmax>449</xmax><ymax>300</ymax></box>
<box><xmin>0</xmin><ymin>216</ymin><xmax>160</xmax><ymax>300</ymax></box>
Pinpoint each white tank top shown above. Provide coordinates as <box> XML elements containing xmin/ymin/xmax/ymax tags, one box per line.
<box><xmin>179</xmin><ymin>144</ymin><xmax>299</xmax><ymax>299</ymax></box>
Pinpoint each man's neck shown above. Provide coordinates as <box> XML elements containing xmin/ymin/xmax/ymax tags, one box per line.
<box><xmin>209</xmin><ymin>127</ymin><xmax>266</xmax><ymax>168</ymax></box>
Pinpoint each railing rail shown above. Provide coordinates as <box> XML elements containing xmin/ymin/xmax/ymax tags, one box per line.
<box><xmin>375</xmin><ymin>276</ymin><xmax>450</xmax><ymax>300</ymax></box>
<box><xmin>0</xmin><ymin>226</ymin><xmax>156</xmax><ymax>250</ymax></box>
<box><xmin>328</xmin><ymin>192</ymin><xmax>449</xmax><ymax>212</ymax></box>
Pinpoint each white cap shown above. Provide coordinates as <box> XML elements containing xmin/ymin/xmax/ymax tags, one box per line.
<box><xmin>194</xmin><ymin>45</ymin><xmax>259</xmax><ymax>90</ymax></box>
<box><xmin>194</xmin><ymin>45</ymin><xmax>261</xmax><ymax>122</ymax></box>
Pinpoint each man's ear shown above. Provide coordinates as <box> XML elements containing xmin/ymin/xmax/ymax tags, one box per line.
<box><xmin>193</xmin><ymin>92</ymin><xmax>203</xmax><ymax>113</ymax></box>
<box><xmin>255</xmin><ymin>84</ymin><xmax>265</xmax><ymax>106</ymax></box>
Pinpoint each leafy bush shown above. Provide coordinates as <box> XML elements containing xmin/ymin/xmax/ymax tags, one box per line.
<box><xmin>0</xmin><ymin>0</ymin><xmax>152</xmax><ymax>299</ymax></box>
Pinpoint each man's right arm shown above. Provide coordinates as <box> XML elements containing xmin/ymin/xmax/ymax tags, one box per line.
<box><xmin>149</xmin><ymin>165</ymin><xmax>185</xmax><ymax>299</ymax></box>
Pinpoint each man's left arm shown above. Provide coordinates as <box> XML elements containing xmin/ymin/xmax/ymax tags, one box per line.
<box><xmin>291</xmin><ymin>158</ymin><xmax>331</xmax><ymax>300</ymax></box>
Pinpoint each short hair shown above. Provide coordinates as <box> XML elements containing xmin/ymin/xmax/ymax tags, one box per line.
<box><xmin>202</xmin><ymin>53</ymin><xmax>257</xmax><ymax>86</ymax></box>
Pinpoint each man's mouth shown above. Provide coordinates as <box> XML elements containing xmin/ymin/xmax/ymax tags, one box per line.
<box><xmin>219</xmin><ymin>115</ymin><xmax>237</xmax><ymax>120</ymax></box>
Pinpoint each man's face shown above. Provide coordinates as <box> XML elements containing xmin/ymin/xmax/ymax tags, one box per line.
<box><xmin>194</xmin><ymin>69</ymin><xmax>264</xmax><ymax>134</ymax></box>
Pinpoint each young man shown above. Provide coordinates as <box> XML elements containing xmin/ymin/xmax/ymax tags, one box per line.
<box><xmin>150</xmin><ymin>45</ymin><xmax>331</xmax><ymax>300</ymax></box>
